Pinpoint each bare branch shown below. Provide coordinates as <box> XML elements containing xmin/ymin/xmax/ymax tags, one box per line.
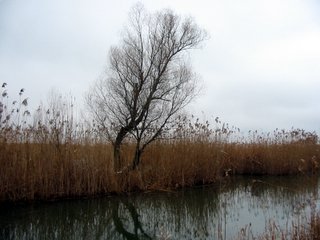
<box><xmin>86</xmin><ymin>3</ymin><xmax>206</xmax><ymax>171</ymax></box>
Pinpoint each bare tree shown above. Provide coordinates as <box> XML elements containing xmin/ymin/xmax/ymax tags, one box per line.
<box><xmin>87</xmin><ymin>4</ymin><xmax>206</xmax><ymax>172</ymax></box>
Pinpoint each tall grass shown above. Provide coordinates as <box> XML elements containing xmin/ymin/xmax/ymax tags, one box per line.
<box><xmin>0</xmin><ymin>85</ymin><xmax>319</xmax><ymax>202</ymax></box>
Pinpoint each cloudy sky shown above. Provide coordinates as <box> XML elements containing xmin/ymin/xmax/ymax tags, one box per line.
<box><xmin>1</xmin><ymin>0</ymin><xmax>319</xmax><ymax>132</ymax></box>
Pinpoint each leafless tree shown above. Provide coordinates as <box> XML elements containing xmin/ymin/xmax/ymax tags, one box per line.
<box><xmin>86</xmin><ymin>4</ymin><xmax>207</xmax><ymax>172</ymax></box>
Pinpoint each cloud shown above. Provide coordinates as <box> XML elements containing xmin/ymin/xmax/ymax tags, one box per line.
<box><xmin>0</xmin><ymin>0</ymin><xmax>319</xmax><ymax>132</ymax></box>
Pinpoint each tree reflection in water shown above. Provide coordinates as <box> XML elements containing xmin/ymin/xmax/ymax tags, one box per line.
<box><xmin>0</xmin><ymin>176</ymin><xmax>319</xmax><ymax>239</ymax></box>
<box><xmin>111</xmin><ymin>199</ymin><xmax>152</xmax><ymax>239</ymax></box>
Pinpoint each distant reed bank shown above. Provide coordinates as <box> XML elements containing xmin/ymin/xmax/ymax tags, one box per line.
<box><xmin>1</xmin><ymin>130</ymin><xmax>319</xmax><ymax>202</ymax></box>
<box><xmin>1</xmin><ymin>87</ymin><xmax>319</xmax><ymax>202</ymax></box>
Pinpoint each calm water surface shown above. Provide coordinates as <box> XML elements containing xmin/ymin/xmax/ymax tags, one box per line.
<box><xmin>1</xmin><ymin>176</ymin><xmax>319</xmax><ymax>239</ymax></box>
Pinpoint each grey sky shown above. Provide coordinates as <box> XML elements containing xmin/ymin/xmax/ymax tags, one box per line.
<box><xmin>1</xmin><ymin>0</ymin><xmax>319</xmax><ymax>132</ymax></box>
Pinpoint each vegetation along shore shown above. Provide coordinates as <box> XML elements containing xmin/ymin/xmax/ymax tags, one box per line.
<box><xmin>0</xmin><ymin>88</ymin><xmax>319</xmax><ymax>202</ymax></box>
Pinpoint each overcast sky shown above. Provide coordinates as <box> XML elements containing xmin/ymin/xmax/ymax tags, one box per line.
<box><xmin>1</xmin><ymin>0</ymin><xmax>319</xmax><ymax>132</ymax></box>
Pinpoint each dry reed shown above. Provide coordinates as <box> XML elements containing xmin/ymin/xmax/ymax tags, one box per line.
<box><xmin>0</xmin><ymin>86</ymin><xmax>319</xmax><ymax>202</ymax></box>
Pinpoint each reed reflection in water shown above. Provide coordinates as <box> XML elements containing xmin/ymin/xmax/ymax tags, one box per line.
<box><xmin>1</xmin><ymin>176</ymin><xmax>319</xmax><ymax>239</ymax></box>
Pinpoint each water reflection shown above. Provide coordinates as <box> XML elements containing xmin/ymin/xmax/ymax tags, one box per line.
<box><xmin>0</xmin><ymin>176</ymin><xmax>319</xmax><ymax>239</ymax></box>
<box><xmin>111</xmin><ymin>199</ymin><xmax>152</xmax><ymax>239</ymax></box>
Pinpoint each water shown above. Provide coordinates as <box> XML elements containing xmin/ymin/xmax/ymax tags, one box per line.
<box><xmin>1</xmin><ymin>176</ymin><xmax>319</xmax><ymax>239</ymax></box>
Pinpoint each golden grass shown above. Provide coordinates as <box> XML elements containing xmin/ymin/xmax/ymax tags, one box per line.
<box><xmin>1</xmin><ymin>135</ymin><xmax>319</xmax><ymax>202</ymax></box>
<box><xmin>0</xmin><ymin>87</ymin><xmax>319</xmax><ymax>202</ymax></box>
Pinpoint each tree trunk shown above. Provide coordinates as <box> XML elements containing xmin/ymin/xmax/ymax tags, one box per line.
<box><xmin>113</xmin><ymin>127</ymin><xmax>129</xmax><ymax>172</ymax></box>
<box><xmin>113</xmin><ymin>143</ymin><xmax>121</xmax><ymax>172</ymax></box>
<box><xmin>131</xmin><ymin>142</ymin><xmax>142</xmax><ymax>170</ymax></box>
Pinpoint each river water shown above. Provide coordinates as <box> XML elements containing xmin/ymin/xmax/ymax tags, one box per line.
<box><xmin>1</xmin><ymin>176</ymin><xmax>319</xmax><ymax>239</ymax></box>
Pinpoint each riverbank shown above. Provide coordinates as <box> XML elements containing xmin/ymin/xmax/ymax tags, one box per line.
<box><xmin>1</xmin><ymin>91</ymin><xmax>319</xmax><ymax>202</ymax></box>
<box><xmin>1</xmin><ymin>138</ymin><xmax>319</xmax><ymax>202</ymax></box>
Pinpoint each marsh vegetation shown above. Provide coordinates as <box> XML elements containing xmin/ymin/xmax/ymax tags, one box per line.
<box><xmin>2</xmin><ymin>85</ymin><xmax>320</xmax><ymax>239</ymax></box>
<box><xmin>0</xmin><ymin>85</ymin><xmax>319</xmax><ymax>202</ymax></box>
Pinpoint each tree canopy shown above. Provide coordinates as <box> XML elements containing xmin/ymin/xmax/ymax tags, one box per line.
<box><xmin>87</xmin><ymin>4</ymin><xmax>207</xmax><ymax>171</ymax></box>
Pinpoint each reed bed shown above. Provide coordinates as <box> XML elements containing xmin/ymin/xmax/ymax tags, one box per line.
<box><xmin>0</xmin><ymin>87</ymin><xmax>319</xmax><ymax>202</ymax></box>
<box><xmin>1</xmin><ymin>116</ymin><xmax>319</xmax><ymax>202</ymax></box>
